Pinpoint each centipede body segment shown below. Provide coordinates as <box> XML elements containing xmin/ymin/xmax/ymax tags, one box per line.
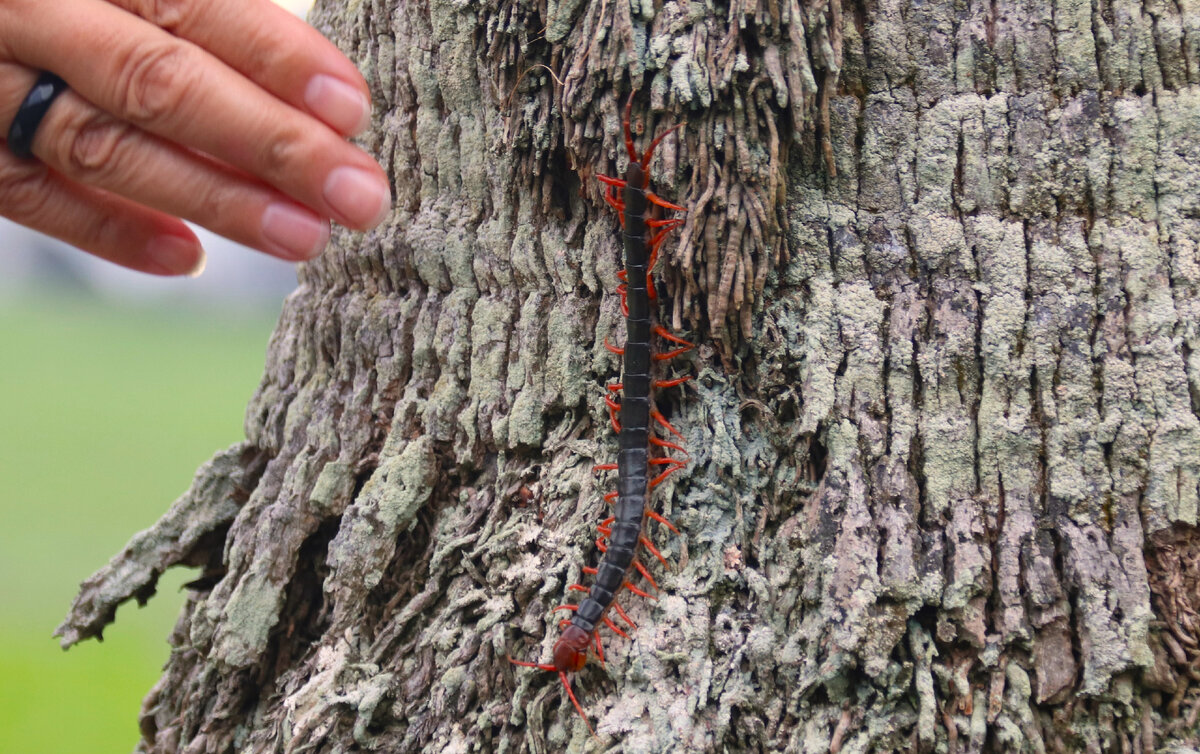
<box><xmin>510</xmin><ymin>94</ymin><xmax>694</xmax><ymax>735</ymax></box>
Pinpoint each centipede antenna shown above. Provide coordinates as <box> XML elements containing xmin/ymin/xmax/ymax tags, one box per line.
<box><xmin>623</xmin><ymin>93</ymin><xmax>638</xmax><ymax>164</ymax></box>
<box><xmin>640</xmin><ymin>122</ymin><xmax>686</xmax><ymax>171</ymax></box>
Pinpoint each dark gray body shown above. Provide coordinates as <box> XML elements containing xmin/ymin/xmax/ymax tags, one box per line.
<box><xmin>572</xmin><ymin>162</ymin><xmax>652</xmax><ymax>635</ymax></box>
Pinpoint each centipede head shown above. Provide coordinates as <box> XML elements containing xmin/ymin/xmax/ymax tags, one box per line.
<box><xmin>509</xmin><ymin>623</ymin><xmax>598</xmax><ymax>737</ymax></box>
<box><xmin>553</xmin><ymin>624</ymin><xmax>591</xmax><ymax>672</ymax></box>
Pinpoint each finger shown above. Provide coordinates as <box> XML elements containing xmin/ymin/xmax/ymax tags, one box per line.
<box><xmin>110</xmin><ymin>0</ymin><xmax>371</xmax><ymax>136</ymax></box>
<box><xmin>0</xmin><ymin>152</ymin><xmax>205</xmax><ymax>276</ymax></box>
<box><xmin>0</xmin><ymin>63</ymin><xmax>330</xmax><ymax>262</ymax></box>
<box><xmin>7</xmin><ymin>0</ymin><xmax>391</xmax><ymax>231</ymax></box>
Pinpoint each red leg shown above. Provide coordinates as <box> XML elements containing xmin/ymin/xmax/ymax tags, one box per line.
<box><xmin>645</xmin><ymin>509</ymin><xmax>680</xmax><ymax>534</ymax></box>
<box><xmin>603</xmin><ymin>491</ymin><xmax>618</xmax><ymax>503</ymax></box>
<box><xmin>641</xmin><ymin>536</ymin><xmax>669</xmax><ymax>568</ymax></box>
<box><xmin>593</xmin><ymin>632</ymin><xmax>606</xmax><ymax>668</ymax></box>
<box><xmin>654</xmin><ymin>376</ymin><xmax>691</xmax><ymax>389</ymax></box>
<box><xmin>623</xmin><ymin>580</ymin><xmax>656</xmax><ymax>600</ymax></box>
<box><xmin>605</xmin><ymin>395</ymin><xmax>621</xmax><ymax>433</ymax></box>
<box><xmin>632</xmin><ymin>559</ymin><xmax>659</xmax><ymax>591</ymax></box>
<box><xmin>657</xmin><ymin>326</ymin><xmax>696</xmax><ymax>355</ymax></box>
<box><xmin>646</xmin><ymin>190</ymin><xmax>687</xmax><ymax>212</ymax></box>
<box><xmin>649</xmin><ymin>462</ymin><xmax>686</xmax><ymax>488</ymax></box>
<box><xmin>593</xmin><ymin>463</ymin><xmax>617</xmax><ymax>472</ymax></box>
<box><xmin>650</xmin><ymin>436</ymin><xmax>687</xmax><ymax>454</ymax></box>
<box><xmin>607</xmin><ymin>382</ymin><xmax>623</xmax><ymax>392</ymax></box>
<box><xmin>604</xmin><ymin>338</ymin><xmax>624</xmax><ymax>356</ymax></box>
<box><xmin>651</xmin><ymin>409</ymin><xmax>684</xmax><ymax>439</ymax></box>
<box><xmin>610</xmin><ymin>600</ymin><xmax>637</xmax><ymax>630</ymax></box>
<box><xmin>603</xmin><ymin>616</ymin><xmax>630</xmax><ymax>640</ymax></box>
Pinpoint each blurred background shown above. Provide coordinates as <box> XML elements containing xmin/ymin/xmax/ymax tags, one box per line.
<box><xmin>0</xmin><ymin>1</ymin><xmax>318</xmax><ymax>751</ymax></box>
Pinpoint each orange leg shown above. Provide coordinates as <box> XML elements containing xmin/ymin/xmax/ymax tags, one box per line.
<box><xmin>649</xmin><ymin>463</ymin><xmax>685</xmax><ymax>488</ymax></box>
<box><xmin>646</xmin><ymin>190</ymin><xmax>687</xmax><ymax>212</ymax></box>
<box><xmin>604</xmin><ymin>338</ymin><xmax>623</xmax><ymax>356</ymax></box>
<box><xmin>610</xmin><ymin>600</ymin><xmax>637</xmax><ymax>630</ymax></box>
<box><xmin>645</xmin><ymin>509</ymin><xmax>680</xmax><ymax>534</ymax></box>
<box><xmin>654</xmin><ymin>376</ymin><xmax>691</xmax><ymax>389</ymax></box>
<box><xmin>653</xmin><ymin>325</ymin><xmax>694</xmax><ymax>361</ymax></box>
<box><xmin>583</xmin><ymin>565</ymin><xmax>657</xmax><ymax>600</ymax></box>
<box><xmin>624</xmin><ymin>580</ymin><xmax>656</xmax><ymax>600</ymax></box>
<box><xmin>650</xmin><ymin>436</ymin><xmax>687</xmax><ymax>454</ymax></box>
<box><xmin>593</xmin><ymin>463</ymin><xmax>617</xmax><ymax>472</ymax></box>
<box><xmin>632</xmin><ymin>559</ymin><xmax>659</xmax><ymax>590</ymax></box>
<box><xmin>640</xmin><ymin>536</ymin><xmax>669</xmax><ymax>568</ymax></box>
<box><xmin>603</xmin><ymin>615</ymin><xmax>630</xmax><ymax>640</ymax></box>
<box><xmin>604</xmin><ymin>395</ymin><xmax>621</xmax><ymax>433</ymax></box>
<box><xmin>596</xmin><ymin>538</ymin><xmax>659</xmax><ymax>591</ymax></box>
<box><xmin>651</xmin><ymin>409</ymin><xmax>684</xmax><ymax>439</ymax></box>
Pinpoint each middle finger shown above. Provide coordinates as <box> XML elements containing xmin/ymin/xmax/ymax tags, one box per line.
<box><xmin>4</xmin><ymin>0</ymin><xmax>391</xmax><ymax>230</ymax></box>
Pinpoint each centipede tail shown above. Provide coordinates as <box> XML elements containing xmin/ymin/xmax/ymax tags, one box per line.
<box><xmin>511</xmin><ymin>91</ymin><xmax>693</xmax><ymax>735</ymax></box>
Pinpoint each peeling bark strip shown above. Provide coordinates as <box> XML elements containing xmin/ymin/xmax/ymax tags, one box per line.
<box><xmin>509</xmin><ymin>94</ymin><xmax>692</xmax><ymax>735</ymax></box>
<box><xmin>56</xmin><ymin>0</ymin><xmax>1200</xmax><ymax>752</ymax></box>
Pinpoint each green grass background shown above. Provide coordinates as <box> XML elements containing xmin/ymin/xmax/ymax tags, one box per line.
<box><xmin>0</xmin><ymin>294</ymin><xmax>278</xmax><ymax>753</ymax></box>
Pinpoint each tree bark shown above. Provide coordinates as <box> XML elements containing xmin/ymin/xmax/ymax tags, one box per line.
<box><xmin>56</xmin><ymin>0</ymin><xmax>1200</xmax><ymax>751</ymax></box>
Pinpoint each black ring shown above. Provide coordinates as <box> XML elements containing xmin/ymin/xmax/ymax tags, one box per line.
<box><xmin>7</xmin><ymin>71</ymin><xmax>68</xmax><ymax>160</ymax></box>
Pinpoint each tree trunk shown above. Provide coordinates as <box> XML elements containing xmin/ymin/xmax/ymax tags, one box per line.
<box><xmin>56</xmin><ymin>0</ymin><xmax>1200</xmax><ymax>751</ymax></box>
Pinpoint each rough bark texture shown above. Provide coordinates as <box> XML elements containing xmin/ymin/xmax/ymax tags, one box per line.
<box><xmin>56</xmin><ymin>0</ymin><xmax>1200</xmax><ymax>752</ymax></box>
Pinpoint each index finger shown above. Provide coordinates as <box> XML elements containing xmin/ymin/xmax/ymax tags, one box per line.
<box><xmin>114</xmin><ymin>0</ymin><xmax>371</xmax><ymax>136</ymax></box>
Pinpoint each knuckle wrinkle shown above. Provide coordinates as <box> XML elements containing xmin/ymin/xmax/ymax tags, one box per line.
<box><xmin>61</xmin><ymin>113</ymin><xmax>132</xmax><ymax>179</ymax></box>
<box><xmin>115</xmin><ymin>43</ymin><xmax>193</xmax><ymax>125</ymax></box>
<box><xmin>128</xmin><ymin>0</ymin><xmax>193</xmax><ymax>31</ymax></box>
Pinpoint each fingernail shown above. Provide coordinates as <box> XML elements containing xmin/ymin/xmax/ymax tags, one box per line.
<box><xmin>261</xmin><ymin>202</ymin><xmax>330</xmax><ymax>260</ymax></box>
<box><xmin>146</xmin><ymin>234</ymin><xmax>205</xmax><ymax>276</ymax></box>
<box><xmin>323</xmin><ymin>166</ymin><xmax>391</xmax><ymax>229</ymax></box>
<box><xmin>305</xmin><ymin>74</ymin><xmax>371</xmax><ymax>136</ymax></box>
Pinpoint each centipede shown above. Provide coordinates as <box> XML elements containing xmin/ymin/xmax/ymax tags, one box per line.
<box><xmin>510</xmin><ymin>93</ymin><xmax>693</xmax><ymax>735</ymax></box>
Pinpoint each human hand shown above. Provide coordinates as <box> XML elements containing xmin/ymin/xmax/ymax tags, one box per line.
<box><xmin>0</xmin><ymin>0</ymin><xmax>390</xmax><ymax>276</ymax></box>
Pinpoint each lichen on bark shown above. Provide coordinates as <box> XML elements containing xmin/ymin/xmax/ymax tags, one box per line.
<box><xmin>56</xmin><ymin>1</ymin><xmax>1200</xmax><ymax>752</ymax></box>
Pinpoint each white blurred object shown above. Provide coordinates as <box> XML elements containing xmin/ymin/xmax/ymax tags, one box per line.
<box><xmin>274</xmin><ymin>0</ymin><xmax>314</xmax><ymax>15</ymax></box>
